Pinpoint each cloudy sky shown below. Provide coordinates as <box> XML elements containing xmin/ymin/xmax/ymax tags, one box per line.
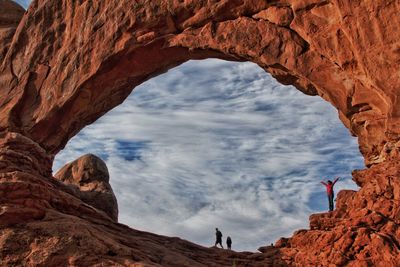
<box><xmin>16</xmin><ymin>1</ymin><xmax>364</xmax><ymax>252</ymax></box>
<box><xmin>52</xmin><ymin>60</ymin><xmax>364</xmax><ymax>251</ymax></box>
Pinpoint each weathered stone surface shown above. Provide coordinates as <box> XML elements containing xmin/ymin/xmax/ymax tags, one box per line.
<box><xmin>0</xmin><ymin>0</ymin><xmax>24</xmax><ymax>63</ymax></box>
<box><xmin>0</xmin><ymin>0</ymin><xmax>400</xmax><ymax>266</ymax></box>
<box><xmin>253</xmin><ymin>6</ymin><xmax>293</xmax><ymax>27</ymax></box>
<box><xmin>54</xmin><ymin>154</ymin><xmax>118</xmax><ymax>221</ymax></box>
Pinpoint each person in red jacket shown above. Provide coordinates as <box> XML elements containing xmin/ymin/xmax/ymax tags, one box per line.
<box><xmin>321</xmin><ymin>177</ymin><xmax>340</xmax><ymax>211</ymax></box>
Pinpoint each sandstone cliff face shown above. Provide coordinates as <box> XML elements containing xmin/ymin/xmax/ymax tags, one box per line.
<box><xmin>1</xmin><ymin>0</ymin><xmax>400</xmax><ymax>266</ymax></box>
<box><xmin>0</xmin><ymin>0</ymin><xmax>24</xmax><ymax>63</ymax></box>
<box><xmin>54</xmin><ymin>154</ymin><xmax>119</xmax><ymax>222</ymax></box>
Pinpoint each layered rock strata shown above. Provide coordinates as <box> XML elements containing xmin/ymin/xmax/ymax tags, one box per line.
<box><xmin>0</xmin><ymin>0</ymin><xmax>400</xmax><ymax>266</ymax></box>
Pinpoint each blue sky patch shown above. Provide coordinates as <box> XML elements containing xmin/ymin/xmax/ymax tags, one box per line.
<box><xmin>115</xmin><ymin>140</ymin><xmax>148</xmax><ymax>161</ymax></box>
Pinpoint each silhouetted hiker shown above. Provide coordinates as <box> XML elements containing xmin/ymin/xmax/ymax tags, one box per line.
<box><xmin>226</xmin><ymin>236</ymin><xmax>232</xmax><ymax>250</ymax></box>
<box><xmin>215</xmin><ymin>228</ymin><xmax>223</xmax><ymax>248</ymax></box>
<box><xmin>321</xmin><ymin>177</ymin><xmax>340</xmax><ymax>211</ymax></box>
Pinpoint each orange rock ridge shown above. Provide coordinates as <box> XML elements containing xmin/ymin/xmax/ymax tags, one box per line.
<box><xmin>0</xmin><ymin>0</ymin><xmax>400</xmax><ymax>265</ymax></box>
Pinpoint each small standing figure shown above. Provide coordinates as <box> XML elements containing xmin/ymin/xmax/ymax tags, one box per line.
<box><xmin>215</xmin><ymin>228</ymin><xmax>224</xmax><ymax>248</ymax></box>
<box><xmin>226</xmin><ymin>236</ymin><xmax>232</xmax><ymax>250</ymax></box>
<box><xmin>321</xmin><ymin>176</ymin><xmax>340</xmax><ymax>211</ymax></box>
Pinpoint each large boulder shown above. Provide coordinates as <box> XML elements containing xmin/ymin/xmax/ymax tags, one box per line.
<box><xmin>54</xmin><ymin>154</ymin><xmax>118</xmax><ymax>221</ymax></box>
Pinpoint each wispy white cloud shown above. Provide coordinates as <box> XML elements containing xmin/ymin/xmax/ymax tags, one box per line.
<box><xmin>54</xmin><ymin>59</ymin><xmax>364</xmax><ymax>251</ymax></box>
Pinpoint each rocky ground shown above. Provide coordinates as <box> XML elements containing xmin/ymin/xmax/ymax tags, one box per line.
<box><xmin>2</xmin><ymin>152</ymin><xmax>399</xmax><ymax>266</ymax></box>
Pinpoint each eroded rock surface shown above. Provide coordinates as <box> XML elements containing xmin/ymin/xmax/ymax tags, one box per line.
<box><xmin>0</xmin><ymin>0</ymin><xmax>400</xmax><ymax>266</ymax></box>
<box><xmin>54</xmin><ymin>154</ymin><xmax>118</xmax><ymax>221</ymax></box>
<box><xmin>0</xmin><ymin>0</ymin><xmax>24</xmax><ymax>63</ymax></box>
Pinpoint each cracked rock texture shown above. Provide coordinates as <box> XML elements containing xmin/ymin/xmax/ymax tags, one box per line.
<box><xmin>0</xmin><ymin>0</ymin><xmax>400</xmax><ymax>266</ymax></box>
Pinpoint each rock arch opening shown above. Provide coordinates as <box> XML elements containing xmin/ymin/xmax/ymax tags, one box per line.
<box><xmin>2</xmin><ymin>0</ymin><xmax>400</xmax><ymax>265</ymax></box>
<box><xmin>54</xmin><ymin>59</ymin><xmax>364</xmax><ymax>251</ymax></box>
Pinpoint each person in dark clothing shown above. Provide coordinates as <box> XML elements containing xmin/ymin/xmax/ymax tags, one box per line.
<box><xmin>321</xmin><ymin>177</ymin><xmax>340</xmax><ymax>211</ymax></box>
<box><xmin>226</xmin><ymin>236</ymin><xmax>232</xmax><ymax>250</ymax></box>
<box><xmin>215</xmin><ymin>228</ymin><xmax>223</xmax><ymax>248</ymax></box>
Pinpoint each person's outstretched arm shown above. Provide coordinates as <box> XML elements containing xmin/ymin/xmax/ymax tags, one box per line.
<box><xmin>333</xmin><ymin>177</ymin><xmax>340</xmax><ymax>185</ymax></box>
<box><xmin>321</xmin><ymin>181</ymin><xmax>327</xmax><ymax>186</ymax></box>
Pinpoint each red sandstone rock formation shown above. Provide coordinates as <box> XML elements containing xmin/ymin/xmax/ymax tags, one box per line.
<box><xmin>1</xmin><ymin>0</ymin><xmax>400</xmax><ymax>266</ymax></box>
<box><xmin>0</xmin><ymin>0</ymin><xmax>24</xmax><ymax>63</ymax></box>
<box><xmin>54</xmin><ymin>154</ymin><xmax>119</xmax><ymax>222</ymax></box>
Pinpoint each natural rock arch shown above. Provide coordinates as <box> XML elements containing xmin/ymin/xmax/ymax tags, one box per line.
<box><xmin>2</xmin><ymin>0</ymin><xmax>399</xmax><ymax>165</ymax></box>
<box><xmin>1</xmin><ymin>0</ymin><xmax>400</xmax><ymax>265</ymax></box>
